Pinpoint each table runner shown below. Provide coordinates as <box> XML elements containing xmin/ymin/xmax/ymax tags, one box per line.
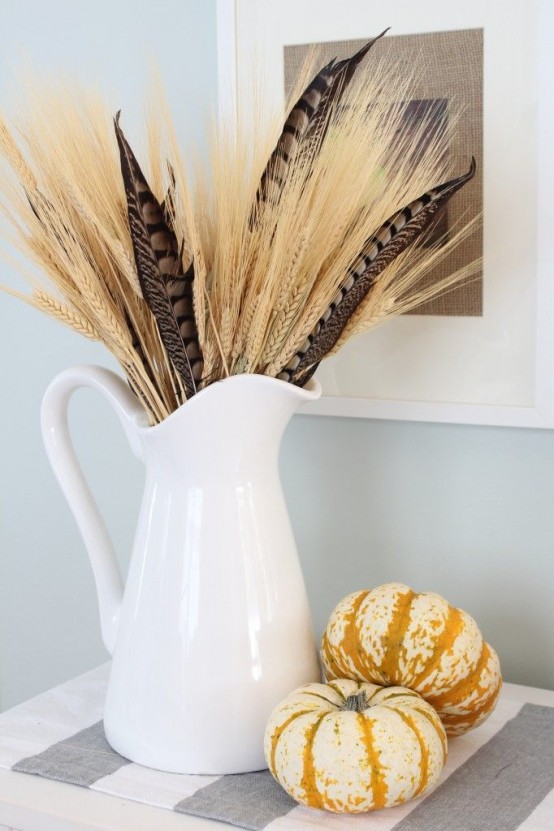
<box><xmin>0</xmin><ymin>664</ymin><xmax>553</xmax><ymax>831</ymax></box>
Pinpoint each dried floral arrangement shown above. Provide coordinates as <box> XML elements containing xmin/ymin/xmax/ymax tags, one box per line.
<box><xmin>0</xmin><ymin>31</ymin><xmax>479</xmax><ymax>424</ymax></box>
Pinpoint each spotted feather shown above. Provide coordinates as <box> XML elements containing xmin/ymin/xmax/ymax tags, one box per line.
<box><xmin>255</xmin><ymin>31</ymin><xmax>387</xmax><ymax>214</ymax></box>
<box><xmin>279</xmin><ymin>159</ymin><xmax>476</xmax><ymax>385</ymax></box>
<box><xmin>301</xmin><ymin>30</ymin><xmax>389</xmax><ymax>155</ymax></box>
<box><xmin>253</xmin><ymin>59</ymin><xmax>338</xmax><ymax>212</ymax></box>
<box><xmin>114</xmin><ymin>113</ymin><xmax>197</xmax><ymax>397</ymax></box>
<box><xmin>165</xmin><ymin>264</ymin><xmax>204</xmax><ymax>383</ymax></box>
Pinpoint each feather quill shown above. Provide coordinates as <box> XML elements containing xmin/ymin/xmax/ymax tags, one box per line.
<box><xmin>114</xmin><ymin>113</ymin><xmax>197</xmax><ymax>397</ymax></box>
<box><xmin>282</xmin><ymin>159</ymin><xmax>476</xmax><ymax>384</ymax></box>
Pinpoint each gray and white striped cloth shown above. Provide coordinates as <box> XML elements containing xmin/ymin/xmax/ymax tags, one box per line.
<box><xmin>0</xmin><ymin>664</ymin><xmax>553</xmax><ymax>831</ymax></box>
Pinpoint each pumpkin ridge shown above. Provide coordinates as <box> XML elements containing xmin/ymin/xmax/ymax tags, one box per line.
<box><xmin>269</xmin><ymin>708</ymin><xmax>315</xmax><ymax>775</ymax></box>
<box><xmin>377</xmin><ymin>689</ymin><xmax>421</xmax><ymax>701</ymax></box>
<box><xmin>364</xmin><ymin>685</ymin><xmax>384</xmax><ymax>703</ymax></box>
<box><xmin>302</xmin><ymin>690</ymin><xmax>342</xmax><ymax>708</ymax></box>
<box><xmin>426</xmin><ymin>641</ymin><xmax>490</xmax><ymax>708</ymax></box>
<box><xmin>356</xmin><ymin>713</ymin><xmax>388</xmax><ymax>809</ymax></box>
<box><xmin>410</xmin><ymin>705</ymin><xmax>447</xmax><ymax>763</ymax></box>
<box><xmin>439</xmin><ymin>679</ymin><xmax>502</xmax><ymax>731</ymax></box>
<box><xmin>379</xmin><ymin>588</ymin><xmax>416</xmax><ymax>685</ymax></box>
<box><xmin>408</xmin><ymin>605</ymin><xmax>465</xmax><ymax>693</ymax></box>
<box><xmin>389</xmin><ymin>706</ymin><xmax>430</xmax><ymax>796</ymax></box>
<box><xmin>321</xmin><ymin>629</ymin><xmax>345</xmax><ymax>680</ymax></box>
<box><xmin>326</xmin><ymin>681</ymin><xmax>348</xmax><ymax>702</ymax></box>
<box><xmin>300</xmin><ymin>713</ymin><xmax>327</xmax><ymax>808</ymax></box>
<box><xmin>338</xmin><ymin>591</ymin><xmax>373</xmax><ymax>679</ymax></box>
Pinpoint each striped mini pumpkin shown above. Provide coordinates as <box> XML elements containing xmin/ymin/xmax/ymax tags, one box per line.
<box><xmin>264</xmin><ymin>678</ymin><xmax>446</xmax><ymax>812</ymax></box>
<box><xmin>321</xmin><ymin>583</ymin><xmax>502</xmax><ymax>736</ymax></box>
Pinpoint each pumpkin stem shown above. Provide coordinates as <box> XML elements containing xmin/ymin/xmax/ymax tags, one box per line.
<box><xmin>341</xmin><ymin>692</ymin><xmax>369</xmax><ymax>712</ymax></box>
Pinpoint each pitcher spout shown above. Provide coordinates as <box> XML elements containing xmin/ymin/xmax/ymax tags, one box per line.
<box><xmin>141</xmin><ymin>373</ymin><xmax>321</xmax><ymax>433</ymax></box>
<box><xmin>136</xmin><ymin>373</ymin><xmax>322</xmax><ymax>473</ymax></box>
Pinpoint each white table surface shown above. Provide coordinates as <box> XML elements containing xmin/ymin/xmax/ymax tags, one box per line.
<box><xmin>0</xmin><ymin>769</ymin><xmax>218</xmax><ymax>831</ymax></box>
<box><xmin>0</xmin><ymin>681</ymin><xmax>553</xmax><ymax>831</ymax></box>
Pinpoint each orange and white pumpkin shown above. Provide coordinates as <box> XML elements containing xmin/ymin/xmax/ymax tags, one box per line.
<box><xmin>321</xmin><ymin>583</ymin><xmax>502</xmax><ymax>736</ymax></box>
<box><xmin>264</xmin><ymin>678</ymin><xmax>446</xmax><ymax>813</ymax></box>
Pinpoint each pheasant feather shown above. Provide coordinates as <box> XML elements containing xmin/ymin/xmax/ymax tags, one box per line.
<box><xmin>301</xmin><ymin>29</ymin><xmax>389</xmax><ymax>154</ymax></box>
<box><xmin>253</xmin><ymin>60</ymin><xmax>338</xmax><ymax>212</ymax></box>
<box><xmin>282</xmin><ymin>159</ymin><xmax>476</xmax><ymax>384</ymax></box>
<box><xmin>165</xmin><ymin>265</ymin><xmax>204</xmax><ymax>383</ymax></box>
<box><xmin>114</xmin><ymin>113</ymin><xmax>197</xmax><ymax>397</ymax></box>
<box><xmin>254</xmin><ymin>30</ymin><xmax>388</xmax><ymax>218</ymax></box>
<box><xmin>158</xmin><ymin>164</ymin><xmax>204</xmax><ymax>382</ymax></box>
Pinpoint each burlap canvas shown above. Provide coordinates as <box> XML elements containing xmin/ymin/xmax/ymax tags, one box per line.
<box><xmin>284</xmin><ymin>29</ymin><xmax>483</xmax><ymax>316</ymax></box>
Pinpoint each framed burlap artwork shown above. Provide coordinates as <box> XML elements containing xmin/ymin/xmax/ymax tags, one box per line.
<box><xmin>217</xmin><ymin>0</ymin><xmax>554</xmax><ymax>427</ymax></box>
<box><xmin>283</xmin><ymin>30</ymin><xmax>483</xmax><ymax>318</ymax></box>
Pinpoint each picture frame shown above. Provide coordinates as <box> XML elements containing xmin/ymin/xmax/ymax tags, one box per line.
<box><xmin>216</xmin><ymin>0</ymin><xmax>554</xmax><ymax>428</ymax></box>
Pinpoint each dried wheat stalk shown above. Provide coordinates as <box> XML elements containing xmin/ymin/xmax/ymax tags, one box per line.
<box><xmin>0</xmin><ymin>34</ymin><xmax>481</xmax><ymax>422</ymax></box>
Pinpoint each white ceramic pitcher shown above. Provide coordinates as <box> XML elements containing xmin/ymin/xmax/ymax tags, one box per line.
<box><xmin>41</xmin><ymin>366</ymin><xmax>322</xmax><ymax>774</ymax></box>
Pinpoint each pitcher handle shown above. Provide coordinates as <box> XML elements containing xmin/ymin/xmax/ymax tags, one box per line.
<box><xmin>40</xmin><ymin>365</ymin><xmax>148</xmax><ymax>655</ymax></box>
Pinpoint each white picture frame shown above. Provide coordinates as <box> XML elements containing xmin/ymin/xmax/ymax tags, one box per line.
<box><xmin>217</xmin><ymin>0</ymin><xmax>554</xmax><ymax>428</ymax></box>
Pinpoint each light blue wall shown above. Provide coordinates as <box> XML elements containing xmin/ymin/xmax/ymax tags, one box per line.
<box><xmin>1</xmin><ymin>0</ymin><xmax>552</xmax><ymax>711</ymax></box>
<box><xmin>0</xmin><ymin>0</ymin><xmax>217</xmax><ymax>709</ymax></box>
<box><xmin>282</xmin><ymin>415</ymin><xmax>554</xmax><ymax>692</ymax></box>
